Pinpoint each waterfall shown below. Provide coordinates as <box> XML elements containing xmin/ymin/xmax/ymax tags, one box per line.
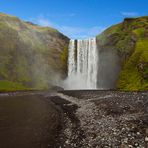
<box><xmin>65</xmin><ymin>38</ymin><xmax>98</xmax><ymax>90</ymax></box>
<box><xmin>68</xmin><ymin>40</ymin><xmax>76</xmax><ymax>76</ymax></box>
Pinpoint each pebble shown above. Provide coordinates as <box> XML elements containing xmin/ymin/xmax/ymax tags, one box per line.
<box><xmin>145</xmin><ymin>137</ymin><xmax>148</xmax><ymax>142</ymax></box>
<box><xmin>124</xmin><ymin>138</ymin><xmax>128</xmax><ymax>143</ymax></box>
<box><xmin>137</xmin><ymin>132</ymin><xmax>140</xmax><ymax>135</ymax></box>
<box><xmin>65</xmin><ymin>140</ymin><xmax>69</xmax><ymax>144</ymax></box>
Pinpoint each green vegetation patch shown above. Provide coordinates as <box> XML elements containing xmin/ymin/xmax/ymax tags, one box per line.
<box><xmin>0</xmin><ymin>80</ymin><xmax>30</xmax><ymax>92</ymax></box>
<box><xmin>133</xmin><ymin>28</ymin><xmax>145</xmax><ymax>38</ymax></box>
<box><xmin>61</xmin><ymin>46</ymin><xmax>68</xmax><ymax>73</ymax></box>
<box><xmin>117</xmin><ymin>39</ymin><xmax>148</xmax><ymax>90</ymax></box>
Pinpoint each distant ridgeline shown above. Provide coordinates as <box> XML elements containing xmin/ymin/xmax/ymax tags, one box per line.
<box><xmin>0</xmin><ymin>12</ymin><xmax>147</xmax><ymax>91</ymax></box>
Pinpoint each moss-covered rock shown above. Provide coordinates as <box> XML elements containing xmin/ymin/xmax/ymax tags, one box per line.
<box><xmin>97</xmin><ymin>16</ymin><xmax>148</xmax><ymax>90</ymax></box>
<box><xmin>118</xmin><ymin>39</ymin><xmax>148</xmax><ymax>90</ymax></box>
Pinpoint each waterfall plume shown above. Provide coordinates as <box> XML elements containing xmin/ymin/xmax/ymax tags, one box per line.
<box><xmin>63</xmin><ymin>38</ymin><xmax>99</xmax><ymax>90</ymax></box>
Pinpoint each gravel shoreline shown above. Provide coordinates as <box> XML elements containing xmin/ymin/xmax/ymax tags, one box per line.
<box><xmin>49</xmin><ymin>91</ymin><xmax>148</xmax><ymax>148</ymax></box>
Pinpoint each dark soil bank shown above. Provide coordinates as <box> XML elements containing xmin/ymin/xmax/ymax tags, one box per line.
<box><xmin>0</xmin><ymin>91</ymin><xmax>148</xmax><ymax>148</ymax></box>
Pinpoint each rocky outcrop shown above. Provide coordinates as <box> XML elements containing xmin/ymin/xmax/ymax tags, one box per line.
<box><xmin>0</xmin><ymin>13</ymin><xmax>69</xmax><ymax>90</ymax></box>
<box><xmin>97</xmin><ymin>16</ymin><xmax>148</xmax><ymax>90</ymax></box>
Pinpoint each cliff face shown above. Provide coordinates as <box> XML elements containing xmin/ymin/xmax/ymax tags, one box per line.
<box><xmin>97</xmin><ymin>17</ymin><xmax>148</xmax><ymax>90</ymax></box>
<box><xmin>0</xmin><ymin>13</ymin><xmax>147</xmax><ymax>91</ymax></box>
<box><xmin>0</xmin><ymin>13</ymin><xmax>69</xmax><ymax>90</ymax></box>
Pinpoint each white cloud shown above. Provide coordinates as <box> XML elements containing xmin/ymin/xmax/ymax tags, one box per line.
<box><xmin>37</xmin><ymin>18</ymin><xmax>53</xmax><ymax>27</ymax></box>
<box><xmin>31</xmin><ymin>16</ymin><xmax>106</xmax><ymax>39</ymax></box>
<box><xmin>31</xmin><ymin>15</ymin><xmax>54</xmax><ymax>27</ymax></box>
<box><xmin>121</xmin><ymin>12</ymin><xmax>139</xmax><ymax>17</ymax></box>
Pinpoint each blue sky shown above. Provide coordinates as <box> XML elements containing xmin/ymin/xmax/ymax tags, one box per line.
<box><xmin>0</xmin><ymin>0</ymin><xmax>148</xmax><ymax>39</ymax></box>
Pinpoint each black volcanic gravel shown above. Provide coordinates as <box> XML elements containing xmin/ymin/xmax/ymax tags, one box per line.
<box><xmin>50</xmin><ymin>91</ymin><xmax>148</xmax><ymax>148</ymax></box>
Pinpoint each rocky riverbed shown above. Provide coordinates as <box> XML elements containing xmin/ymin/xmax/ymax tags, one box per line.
<box><xmin>49</xmin><ymin>90</ymin><xmax>148</xmax><ymax>148</ymax></box>
<box><xmin>0</xmin><ymin>91</ymin><xmax>148</xmax><ymax>148</ymax></box>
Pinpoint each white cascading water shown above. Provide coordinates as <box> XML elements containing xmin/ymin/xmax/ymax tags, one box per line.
<box><xmin>68</xmin><ymin>40</ymin><xmax>76</xmax><ymax>77</ymax></box>
<box><xmin>64</xmin><ymin>38</ymin><xmax>98</xmax><ymax>90</ymax></box>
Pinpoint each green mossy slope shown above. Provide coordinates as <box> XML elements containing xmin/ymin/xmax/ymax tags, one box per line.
<box><xmin>0</xmin><ymin>80</ymin><xmax>29</xmax><ymax>92</ymax></box>
<box><xmin>0</xmin><ymin>13</ymin><xmax>69</xmax><ymax>91</ymax></box>
<box><xmin>97</xmin><ymin>17</ymin><xmax>148</xmax><ymax>90</ymax></box>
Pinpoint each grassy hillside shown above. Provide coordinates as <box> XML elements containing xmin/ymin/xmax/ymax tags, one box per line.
<box><xmin>0</xmin><ymin>13</ymin><xmax>69</xmax><ymax>91</ymax></box>
<box><xmin>97</xmin><ymin>17</ymin><xmax>148</xmax><ymax>90</ymax></box>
